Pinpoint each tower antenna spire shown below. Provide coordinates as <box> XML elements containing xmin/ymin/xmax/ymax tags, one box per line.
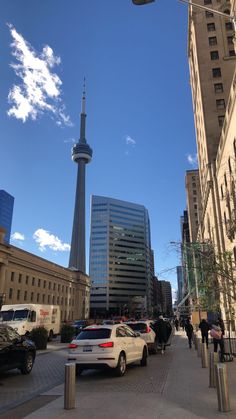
<box><xmin>82</xmin><ymin>77</ymin><xmax>86</xmax><ymax>114</ymax></box>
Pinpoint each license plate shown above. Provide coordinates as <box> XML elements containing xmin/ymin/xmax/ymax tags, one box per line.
<box><xmin>83</xmin><ymin>346</ymin><xmax>92</xmax><ymax>352</ymax></box>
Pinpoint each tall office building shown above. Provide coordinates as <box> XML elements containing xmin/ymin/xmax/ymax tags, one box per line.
<box><xmin>89</xmin><ymin>195</ymin><xmax>153</xmax><ymax>316</ymax></box>
<box><xmin>185</xmin><ymin>170</ymin><xmax>202</xmax><ymax>242</ymax></box>
<box><xmin>0</xmin><ymin>190</ymin><xmax>14</xmax><ymax>244</ymax></box>
<box><xmin>188</xmin><ymin>0</ymin><xmax>235</xmax><ymax>198</ymax></box>
<box><xmin>69</xmin><ymin>82</ymin><xmax>93</xmax><ymax>273</ymax></box>
<box><xmin>177</xmin><ymin>266</ymin><xmax>184</xmax><ymax>304</ymax></box>
<box><xmin>157</xmin><ymin>280</ymin><xmax>173</xmax><ymax>317</ymax></box>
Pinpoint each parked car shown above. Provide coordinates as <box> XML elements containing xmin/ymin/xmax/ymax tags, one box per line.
<box><xmin>0</xmin><ymin>325</ymin><xmax>36</xmax><ymax>375</ymax></box>
<box><xmin>72</xmin><ymin>320</ymin><xmax>89</xmax><ymax>335</ymax></box>
<box><xmin>68</xmin><ymin>323</ymin><xmax>148</xmax><ymax>376</ymax></box>
<box><xmin>126</xmin><ymin>320</ymin><xmax>158</xmax><ymax>354</ymax></box>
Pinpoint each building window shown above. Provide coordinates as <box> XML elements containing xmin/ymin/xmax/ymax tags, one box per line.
<box><xmin>207</xmin><ymin>23</ymin><xmax>216</xmax><ymax>32</ymax></box>
<box><xmin>214</xmin><ymin>83</ymin><xmax>223</xmax><ymax>93</ymax></box>
<box><xmin>57</xmin><ymin>296</ymin><xmax>59</xmax><ymax>304</ymax></box>
<box><xmin>9</xmin><ymin>288</ymin><xmax>13</xmax><ymax>299</ymax></box>
<box><xmin>49</xmin><ymin>282</ymin><xmax>51</xmax><ymax>290</ymax></box>
<box><xmin>225</xmin><ymin>22</ymin><xmax>233</xmax><ymax>31</ymax></box>
<box><xmin>32</xmin><ymin>277</ymin><xmax>35</xmax><ymax>286</ymax></box>
<box><xmin>17</xmin><ymin>290</ymin><xmax>20</xmax><ymax>300</ymax></box>
<box><xmin>42</xmin><ymin>294</ymin><xmax>45</xmax><ymax>303</ymax></box>
<box><xmin>53</xmin><ymin>283</ymin><xmax>56</xmax><ymax>291</ymax></box>
<box><xmin>212</xmin><ymin>68</ymin><xmax>221</xmax><ymax>78</ymax></box>
<box><xmin>209</xmin><ymin>36</ymin><xmax>217</xmax><ymax>46</ymax></box>
<box><xmin>210</xmin><ymin>50</ymin><xmax>219</xmax><ymax>60</ymax></box>
<box><xmin>216</xmin><ymin>99</ymin><xmax>225</xmax><ymax>110</ymax></box>
<box><xmin>227</xmin><ymin>36</ymin><xmax>234</xmax><ymax>45</ymax></box>
<box><xmin>31</xmin><ymin>292</ymin><xmax>34</xmax><ymax>302</ymax></box>
<box><xmin>58</xmin><ymin>284</ymin><xmax>60</xmax><ymax>292</ymax></box>
<box><xmin>43</xmin><ymin>280</ymin><xmax>46</xmax><ymax>288</ymax></box>
<box><xmin>48</xmin><ymin>295</ymin><xmax>50</xmax><ymax>303</ymax></box>
<box><xmin>218</xmin><ymin>115</ymin><xmax>224</xmax><ymax>127</ymax></box>
<box><xmin>11</xmin><ymin>272</ymin><xmax>14</xmax><ymax>281</ymax></box>
<box><xmin>194</xmin><ymin>204</ymin><xmax>198</xmax><ymax>209</ymax></box>
<box><xmin>52</xmin><ymin>296</ymin><xmax>55</xmax><ymax>304</ymax></box>
<box><xmin>229</xmin><ymin>50</ymin><xmax>236</xmax><ymax>57</ymax></box>
<box><xmin>205</xmin><ymin>10</ymin><xmax>214</xmax><ymax>18</ymax></box>
<box><xmin>26</xmin><ymin>275</ymin><xmax>29</xmax><ymax>285</ymax></box>
<box><xmin>37</xmin><ymin>293</ymin><xmax>40</xmax><ymax>302</ymax></box>
<box><xmin>24</xmin><ymin>291</ymin><xmax>27</xmax><ymax>301</ymax></box>
<box><xmin>38</xmin><ymin>278</ymin><xmax>41</xmax><ymax>287</ymax></box>
<box><xmin>204</xmin><ymin>0</ymin><xmax>212</xmax><ymax>4</ymax></box>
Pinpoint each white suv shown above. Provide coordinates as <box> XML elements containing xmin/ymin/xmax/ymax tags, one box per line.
<box><xmin>126</xmin><ymin>321</ymin><xmax>158</xmax><ymax>354</ymax></box>
<box><xmin>68</xmin><ymin>324</ymin><xmax>148</xmax><ymax>376</ymax></box>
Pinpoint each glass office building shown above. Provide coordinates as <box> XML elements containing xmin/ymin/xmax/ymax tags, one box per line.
<box><xmin>0</xmin><ymin>190</ymin><xmax>14</xmax><ymax>244</ymax></box>
<box><xmin>89</xmin><ymin>195</ymin><xmax>153</xmax><ymax>317</ymax></box>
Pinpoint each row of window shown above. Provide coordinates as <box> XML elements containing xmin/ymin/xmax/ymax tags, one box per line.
<box><xmin>8</xmin><ymin>288</ymin><xmax>76</xmax><ymax>306</ymax></box>
<box><xmin>207</xmin><ymin>22</ymin><xmax>233</xmax><ymax>33</ymax></box>
<box><xmin>10</xmin><ymin>272</ymin><xmax>75</xmax><ymax>294</ymax></box>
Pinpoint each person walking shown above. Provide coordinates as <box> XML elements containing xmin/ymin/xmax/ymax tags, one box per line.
<box><xmin>185</xmin><ymin>318</ymin><xmax>194</xmax><ymax>349</ymax></box>
<box><xmin>199</xmin><ymin>318</ymin><xmax>210</xmax><ymax>349</ymax></box>
<box><xmin>210</xmin><ymin>323</ymin><xmax>224</xmax><ymax>362</ymax></box>
<box><xmin>174</xmin><ymin>318</ymin><xmax>179</xmax><ymax>331</ymax></box>
<box><xmin>153</xmin><ymin>315</ymin><xmax>168</xmax><ymax>354</ymax></box>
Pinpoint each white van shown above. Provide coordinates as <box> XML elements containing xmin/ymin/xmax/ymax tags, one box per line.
<box><xmin>0</xmin><ymin>304</ymin><xmax>60</xmax><ymax>340</ymax></box>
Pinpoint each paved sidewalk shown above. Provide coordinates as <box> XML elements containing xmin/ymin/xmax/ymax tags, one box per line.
<box><xmin>37</xmin><ymin>342</ymin><xmax>68</xmax><ymax>355</ymax></box>
<box><xmin>5</xmin><ymin>331</ymin><xmax>236</xmax><ymax>419</ymax></box>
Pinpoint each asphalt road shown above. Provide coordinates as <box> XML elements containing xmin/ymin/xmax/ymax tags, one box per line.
<box><xmin>0</xmin><ymin>349</ymin><xmax>67</xmax><ymax>414</ymax></box>
<box><xmin>0</xmin><ymin>345</ymin><xmax>174</xmax><ymax>416</ymax></box>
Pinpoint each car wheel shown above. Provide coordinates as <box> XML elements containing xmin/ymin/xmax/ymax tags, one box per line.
<box><xmin>140</xmin><ymin>347</ymin><xmax>148</xmax><ymax>366</ymax></box>
<box><xmin>76</xmin><ymin>365</ymin><xmax>83</xmax><ymax>376</ymax></box>
<box><xmin>115</xmin><ymin>352</ymin><xmax>126</xmax><ymax>376</ymax></box>
<box><xmin>20</xmin><ymin>352</ymin><xmax>35</xmax><ymax>375</ymax></box>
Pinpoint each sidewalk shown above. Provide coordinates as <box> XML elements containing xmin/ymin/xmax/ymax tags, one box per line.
<box><xmin>8</xmin><ymin>331</ymin><xmax>236</xmax><ymax>418</ymax></box>
<box><xmin>37</xmin><ymin>342</ymin><xmax>68</xmax><ymax>355</ymax></box>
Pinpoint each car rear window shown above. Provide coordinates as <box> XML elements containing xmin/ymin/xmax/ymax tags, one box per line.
<box><xmin>127</xmin><ymin>323</ymin><xmax>147</xmax><ymax>332</ymax></box>
<box><xmin>76</xmin><ymin>328</ymin><xmax>111</xmax><ymax>340</ymax></box>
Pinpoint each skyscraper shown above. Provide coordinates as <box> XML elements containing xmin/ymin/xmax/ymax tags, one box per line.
<box><xmin>0</xmin><ymin>190</ymin><xmax>14</xmax><ymax>244</ymax></box>
<box><xmin>89</xmin><ymin>195</ymin><xmax>153</xmax><ymax>316</ymax></box>
<box><xmin>69</xmin><ymin>82</ymin><xmax>93</xmax><ymax>273</ymax></box>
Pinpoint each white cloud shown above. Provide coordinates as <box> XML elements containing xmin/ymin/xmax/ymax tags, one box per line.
<box><xmin>7</xmin><ymin>24</ymin><xmax>71</xmax><ymax>126</ymax></box>
<box><xmin>11</xmin><ymin>231</ymin><xmax>25</xmax><ymax>241</ymax></box>
<box><xmin>187</xmin><ymin>153</ymin><xmax>198</xmax><ymax>166</ymax></box>
<box><xmin>33</xmin><ymin>228</ymin><xmax>70</xmax><ymax>252</ymax></box>
<box><xmin>125</xmin><ymin>135</ymin><xmax>136</xmax><ymax>147</ymax></box>
<box><xmin>64</xmin><ymin>137</ymin><xmax>76</xmax><ymax>144</ymax></box>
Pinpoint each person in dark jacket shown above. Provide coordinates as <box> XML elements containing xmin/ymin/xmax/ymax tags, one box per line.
<box><xmin>199</xmin><ymin>319</ymin><xmax>210</xmax><ymax>348</ymax></box>
<box><xmin>153</xmin><ymin>316</ymin><xmax>168</xmax><ymax>354</ymax></box>
<box><xmin>185</xmin><ymin>318</ymin><xmax>194</xmax><ymax>348</ymax></box>
<box><xmin>174</xmin><ymin>318</ymin><xmax>179</xmax><ymax>331</ymax></box>
<box><xmin>210</xmin><ymin>323</ymin><xmax>224</xmax><ymax>362</ymax></box>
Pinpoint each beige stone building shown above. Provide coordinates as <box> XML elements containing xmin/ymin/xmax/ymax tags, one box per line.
<box><xmin>185</xmin><ymin>170</ymin><xmax>202</xmax><ymax>242</ymax></box>
<box><xmin>187</xmin><ymin>0</ymin><xmax>236</xmax><ymax>319</ymax></box>
<box><xmin>0</xmin><ymin>228</ymin><xmax>90</xmax><ymax>322</ymax></box>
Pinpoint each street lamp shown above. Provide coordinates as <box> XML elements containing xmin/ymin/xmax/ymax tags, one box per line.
<box><xmin>132</xmin><ymin>0</ymin><xmax>236</xmax><ymax>34</ymax></box>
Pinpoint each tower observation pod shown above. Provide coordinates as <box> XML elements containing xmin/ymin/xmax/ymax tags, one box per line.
<box><xmin>69</xmin><ymin>81</ymin><xmax>93</xmax><ymax>273</ymax></box>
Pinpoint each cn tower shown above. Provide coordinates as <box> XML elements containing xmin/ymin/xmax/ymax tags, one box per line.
<box><xmin>69</xmin><ymin>81</ymin><xmax>93</xmax><ymax>273</ymax></box>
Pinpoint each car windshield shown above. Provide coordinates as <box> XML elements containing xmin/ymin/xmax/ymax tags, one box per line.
<box><xmin>76</xmin><ymin>328</ymin><xmax>111</xmax><ymax>340</ymax></box>
<box><xmin>127</xmin><ymin>323</ymin><xmax>147</xmax><ymax>333</ymax></box>
<box><xmin>0</xmin><ymin>311</ymin><xmax>14</xmax><ymax>321</ymax></box>
<box><xmin>0</xmin><ymin>309</ymin><xmax>29</xmax><ymax>322</ymax></box>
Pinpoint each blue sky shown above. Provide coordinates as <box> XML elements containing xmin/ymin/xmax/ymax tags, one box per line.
<box><xmin>1</xmin><ymin>0</ymin><xmax>197</xmax><ymax>293</ymax></box>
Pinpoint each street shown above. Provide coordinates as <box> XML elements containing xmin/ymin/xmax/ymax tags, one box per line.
<box><xmin>1</xmin><ymin>333</ymin><xmax>236</xmax><ymax>418</ymax></box>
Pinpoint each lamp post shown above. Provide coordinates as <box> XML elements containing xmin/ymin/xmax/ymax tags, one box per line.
<box><xmin>132</xmin><ymin>0</ymin><xmax>236</xmax><ymax>36</ymax></box>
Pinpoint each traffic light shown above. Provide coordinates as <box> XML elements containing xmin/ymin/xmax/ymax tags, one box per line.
<box><xmin>132</xmin><ymin>0</ymin><xmax>155</xmax><ymax>5</ymax></box>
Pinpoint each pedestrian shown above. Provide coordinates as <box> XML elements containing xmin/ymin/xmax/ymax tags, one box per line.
<box><xmin>153</xmin><ymin>315</ymin><xmax>168</xmax><ymax>354</ymax></box>
<box><xmin>199</xmin><ymin>318</ymin><xmax>210</xmax><ymax>348</ymax></box>
<box><xmin>210</xmin><ymin>323</ymin><xmax>224</xmax><ymax>362</ymax></box>
<box><xmin>185</xmin><ymin>318</ymin><xmax>194</xmax><ymax>348</ymax></box>
<box><xmin>180</xmin><ymin>318</ymin><xmax>185</xmax><ymax>331</ymax></box>
<box><xmin>174</xmin><ymin>318</ymin><xmax>179</xmax><ymax>331</ymax></box>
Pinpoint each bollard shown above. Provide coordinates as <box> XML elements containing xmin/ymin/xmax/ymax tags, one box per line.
<box><xmin>209</xmin><ymin>352</ymin><xmax>218</xmax><ymax>388</ymax></box>
<box><xmin>197</xmin><ymin>339</ymin><xmax>202</xmax><ymax>357</ymax></box>
<box><xmin>215</xmin><ymin>363</ymin><xmax>230</xmax><ymax>412</ymax></box>
<box><xmin>201</xmin><ymin>342</ymin><xmax>208</xmax><ymax>368</ymax></box>
<box><xmin>64</xmin><ymin>363</ymin><xmax>76</xmax><ymax>410</ymax></box>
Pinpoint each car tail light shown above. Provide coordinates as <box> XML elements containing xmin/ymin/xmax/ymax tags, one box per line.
<box><xmin>146</xmin><ymin>326</ymin><xmax>151</xmax><ymax>333</ymax></box>
<box><xmin>68</xmin><ymin>343</ymin><xmax>78</xmax><ymax>349</ymax></box>
<box><xmin>98</xmin><ymin>342</ymin><xmax>114</xmax><ymax>348</ymax></box>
